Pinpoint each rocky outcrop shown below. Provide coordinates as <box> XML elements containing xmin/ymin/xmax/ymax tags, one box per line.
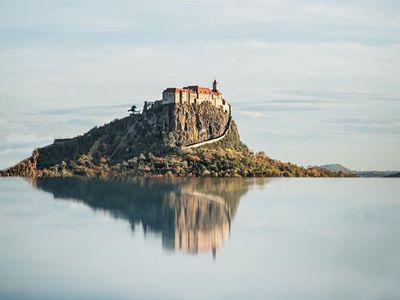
<box><xmin>1</xmin><ymin>102</ymin><xmax>232</xmax><ymax>176</ymax></box>
<box><xmin>173</xmin><ymin>102</ymin><xmax>229</xmax><ymax>145</ymax></box>
<box><xmin>1</xmin><ymin>101</ymin><xmax>351</xmax><ymax>178</ymax></box>
<box><xmin>15</xmin><ymin>102</ymin><xmax>229</xmax><ymax>169</ymax></box>
<box><xmin>1</xmin><ymin>150</ymin><xmax>39</xmax><ymax>177</ymax></box>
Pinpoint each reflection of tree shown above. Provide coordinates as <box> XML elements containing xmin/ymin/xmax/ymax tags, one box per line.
<box><xmin>31</xmin><ymin>177</ymin><xmax>268</xmax><ymax>255</ymax></box>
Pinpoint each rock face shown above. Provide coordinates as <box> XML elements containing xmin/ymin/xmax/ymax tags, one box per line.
<box><xmin>173</xmin><ymin>102</ymin><xmax>229</xmax><ymax>145</ymax></box>
<box><xmin>2</xmin><ymin>150</ymin><xmax>39</xmax><ymax>177</ymax></box>
<box><xmin>34</xmin><ymin>102</ymin><xmax>229</xmax><ymax>168</ymax></box>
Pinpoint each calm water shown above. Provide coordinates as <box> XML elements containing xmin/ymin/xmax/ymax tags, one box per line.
<box><xmin>0</xmin><ymin>177</ymin><xmax>399</xmax><ymax>300</ymax></box>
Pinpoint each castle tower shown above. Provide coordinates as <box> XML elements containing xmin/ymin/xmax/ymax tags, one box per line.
<box><xmin>212</xmin><ymin>79</ymin><xmax>218</xmax><ymax>92</ymax></box>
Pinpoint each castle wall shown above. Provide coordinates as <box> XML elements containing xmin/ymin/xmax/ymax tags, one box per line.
<box><xmin>198</xmin><ymin>92</ymin><xmax>211</xmax><ymax>103</ymax></box>
<box><xmin>163</xmin><ymin>91</ymin><xmax>180</xmax><ymax>104</ymax></box>
<box><xmin>221</xmin><ymin>100</ymin><xmax>230</xmax><ymax>113</ymax></box>
<box><xmin>180</xmin><ymin>92</ymin><xmax>188</xmax><ymax>104</ymax></box>
<box><xmin>189</xmin><ymin>93</ymin><xmax>197</xmax><ymax>104</ymax></box>
<box><xmin>161</xmin><ymin>85</ymin><xmax>230</xmax><ymax>114</ymax></box>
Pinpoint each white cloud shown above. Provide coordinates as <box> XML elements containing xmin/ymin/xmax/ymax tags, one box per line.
<box><xmin>236</xmin><ymin>111</ymin><xmax>264</xmax><ymax>119</ymax></box>
<box><xmin>1</xmin><ymin>41</ymin><xmax>399</xmax><ymax>110</ymax></box>
<box><xmin>3</xmin><ymin>133</ymin><xmax>39</xmax><ymax>144</ymax></box>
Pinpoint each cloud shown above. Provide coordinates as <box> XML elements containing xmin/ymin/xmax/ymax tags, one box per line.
<box><xmin>237</xmin><ymin>103</ymin><xmax>326</xmax><ymax>112</ymax></box>
<box><xmin>326</xmin><ymin>117</ymin><xmax>400</xmax><ymax>135</ymax></box>
<box><xmin>282</xmin><ymin>89</ymin><xmax>400</xmax><ymax>103</ymax></box>
<box><xmin>234</xmin><ymin>96</ymin><xmax>342</xmax><ymax>114</ymax></box>
<box><xmin>40</xmin><ymin>104</ymin><xmax>130</xmax><ymax>116</ymax></box>
<box><xmin>236</xmin><ymin>111</ymin><xmax>264</xmax><ymax>119</ymax></box>
<box><xmin>1</xmin><ymin>0</ymin><xmax>399</xmax><ymax>46</ymax></box>
<box><xmin>1</xmin><ymin>42</ymin><xmax>399</xmax><ymax>111</ymax></box>
<box><xmin>266</xmin><ymin>99</ymin><xmax>328</xmax><ymax>104</ymax></box>
<box><xmin>3</xmin><ymin>133</ymin><xmax>40</xmax><ymax>145</ymax></box>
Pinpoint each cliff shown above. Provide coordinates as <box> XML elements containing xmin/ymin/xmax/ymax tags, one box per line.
<box><xmin>33</xmin><ymin>102</ymin><xmax>234</xmax><ymax>169</ymax></box>
<box><xmin>1</xmin><ymin>102</ymin><xmax>348</xmax><ymax>178</ymax></box>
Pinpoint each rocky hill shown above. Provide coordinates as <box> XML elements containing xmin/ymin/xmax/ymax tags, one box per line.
<box><xmin>34</xmin><ymin>102</ymin><xmax>233</xmax><ymax>169</ymax></box>
<box><xmin>319</xmin><ymin>164</ymin><xmax>355</xmax><ymax>175</ymax></box>
<box><xmin>1</xmin><ymin>101</ymin><xmax>348</xmax><ymax>177</ymax></box>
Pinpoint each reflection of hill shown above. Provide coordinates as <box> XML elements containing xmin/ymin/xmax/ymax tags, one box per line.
<box><xmin>31</xmin><ymin>177</ymin><xmax>267</xmax><ymax>255</ymax></box>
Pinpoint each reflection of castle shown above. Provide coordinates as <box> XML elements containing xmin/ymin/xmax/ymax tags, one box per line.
<box><xmin>162</xmin><ymin>189</ymin><xmax>231</xmax><ymax>255</ymax></box>
<box><xmin>31</xmin><ymin>177</ymin><xmax>267</xmax><ymax>255</ymax></box>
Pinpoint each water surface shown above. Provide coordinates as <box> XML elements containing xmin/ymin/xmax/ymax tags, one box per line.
<box><xmin>0</xmin><ymin>177</ymin><xmax>399</xmax><ymax>299</ymax></box>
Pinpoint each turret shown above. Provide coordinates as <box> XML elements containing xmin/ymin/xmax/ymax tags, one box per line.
<box><xmin>212</xmin><ymin>79</ymin><xmax>218</xmax><ymax>92</ymax></box>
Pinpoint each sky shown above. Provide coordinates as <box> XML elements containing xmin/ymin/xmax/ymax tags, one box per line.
<box><xmin>0</xmin><ymin>0</ymin><xmax>399</xmax><ymax>170</ymax></box>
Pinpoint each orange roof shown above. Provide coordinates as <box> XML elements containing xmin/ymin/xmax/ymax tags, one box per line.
<box><xmin>164</xmin><ymin>85</ymin><xmax>222</xmax><ymax>95</ymax></box>
<box><xmin>184</xmin><ymin>86</ymin><xmax>213</xmax><ymax>94</ymax></box>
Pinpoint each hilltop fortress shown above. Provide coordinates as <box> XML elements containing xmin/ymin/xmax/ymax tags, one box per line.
<box><xmin>144</xmin><ymin>80</ymin><xmax>231</xmax><ymax>114</ymax></box>
<box><xmin>0</xmin><ymin>78</ymin><xmax>348</xmax><ymax>178</ymax></box>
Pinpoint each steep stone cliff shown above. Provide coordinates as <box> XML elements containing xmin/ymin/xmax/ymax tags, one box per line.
<box><xmin>1</xmin><ymin>102</ymin><xmax>235</xmax><ymax>175</ymax></box>
<box><xmin>173</xmin><ymin>102</ymin><xmax>229</xmax><ymax>145</ymax></box>
<box><xmin>28</xmin><ymin>102</ymin><xmax>230</xmax><ymax>168</ymax></box>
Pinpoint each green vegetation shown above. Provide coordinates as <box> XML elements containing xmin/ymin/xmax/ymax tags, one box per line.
<box><xmin>31</xmin><ymin>146</ymin><xmax>348</xmax><ymax>178</ymax></box>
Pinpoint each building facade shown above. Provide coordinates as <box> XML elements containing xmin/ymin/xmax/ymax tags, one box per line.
<box><xmin>160</xmin><ymin>80</ymin><xmax>230</xmax><ymax>113</ymax></box>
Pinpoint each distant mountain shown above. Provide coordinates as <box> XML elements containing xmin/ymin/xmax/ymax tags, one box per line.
<box><xmin>358</xmin><ymin>171</ymin><xmax>400</xmax><ymax>178</ymax></box>
<box><xmin>319</xmin><ymin>164</ymin><xmax>355</xmax><ymax>174</ymax></box>
<box><xmin>385</xmin><ymin>172</ymin><xmax>400</xmax><ymax>178</ymax></box>
<box><xmin>319</xmin><ymin>164</ymin><xmax>400</xmax><ymax>177</ymax></box>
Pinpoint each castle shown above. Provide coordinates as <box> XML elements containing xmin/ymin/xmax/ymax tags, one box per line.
<box><xmin>144</xmin><ymin>80</ymin><xmax>230</xmax><ymax>114</ymax></box>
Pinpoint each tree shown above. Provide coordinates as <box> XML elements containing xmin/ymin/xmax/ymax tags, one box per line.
<box><xmin>128</xmin><ymin>105</ymin><xmax>138</xmax><ymax>114</ymax></box>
